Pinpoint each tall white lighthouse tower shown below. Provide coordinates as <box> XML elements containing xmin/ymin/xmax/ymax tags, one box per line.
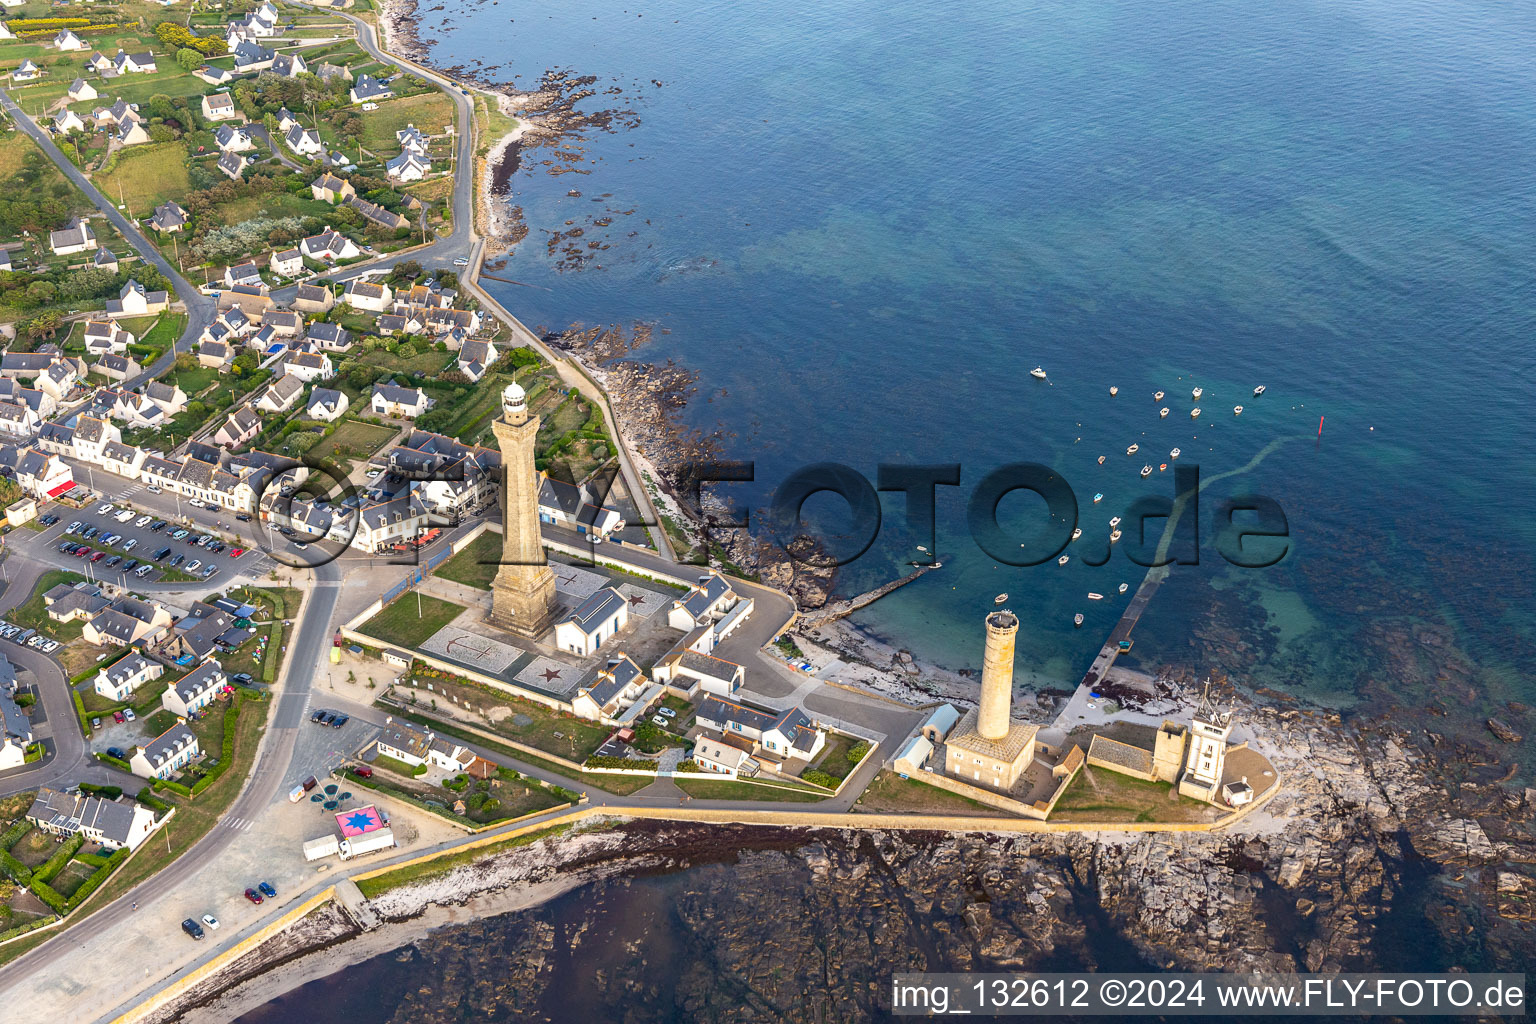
<box><xmin>1178</xmin><ymin>681</ymin><xmax>1233</xmax><ymax>802</ymax></box>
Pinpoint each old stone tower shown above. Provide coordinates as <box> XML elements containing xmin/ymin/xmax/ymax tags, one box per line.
<box><xmin>489</xmin><ymin>381</ymin><xmax>558</xmax><ymax>639</ymax></box>
<box><xmin>942</xmin><ymin>610</ymin><xmax>1039</xmax><ymax>792</ymax></box>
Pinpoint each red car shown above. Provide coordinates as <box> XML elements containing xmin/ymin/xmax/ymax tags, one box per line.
<box><xmin>112</xmin><ymin>710</ymin><xmax>125</xmax><ymax>723</ymax></box>
<box><xmin>90</xmin><ymin>551</ymin><xmax>106</xmax><ymax>562</ymax></box>
<box><xmin>74</xmin><ymin>547</ymin><xmax>91</xmax><ymax>558</ymax></box>
<box><xmin>229</xmin><ymin>547</ymin><xmax>244</xmax><ymax>557</ymax></box>
<box><xmin>244</xmin><ymin>887</ymin><xmax>263</xmax><ymax>905</ymax></box>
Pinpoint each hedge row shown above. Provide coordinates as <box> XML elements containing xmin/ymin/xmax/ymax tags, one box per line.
<box><xmin>71</xmin><ymin>689</ymin><xmax>90</xmax><ymax>738</ymax></box>
<box><xmin>190</xmin><ymin>694</ymin><xmax>243</xmax><ymax>796</ymax></box>
<box><xmin>0</xmin><ymin>914</ymin><xmax>55</xmax><ymax>944</ymax></box>
<box><xmin>800</xmin><ymin>770</ymin><xmax>840</xmax><ymax>790</ymax></box>
<box><xmin>136</xmin><ymin>787</ymin><xmax>172</xmax><ymax>814</ymax></box>
<box><xmin>582</xmin><ymin>755</ymin><xmax>656</xmax><ymax>771</ymax></box>
<box><xmin>33</xmin><ymin>834</ymin><xmax>83</xmax><ymax>886</ymax></box>
<box><xmin>16</xmin><ymin>22</ymin><xmax>127</xmax><ymax>37</ymax></box>
<box><xmin>28</xmin><ymin>877</ymin><xmax>67</xmax><ymax>915</ymax></box>
<box><xmin>65</xmin><ymin>847</ymin><xmax>128</xmax><ymax>912</ymax></box>
<box><xmin>151</xmin><ymin>777</ymin><xmax>193</xmax><ymax>798</ymax></box>
<box><xmin>96</xmin><ymin>752</ymin><xmax>133</xmax><ymax>772</ymax></box>
<box><xmin>675</xmin><ymin>759</ymin><xmax>702</xmax><ymax>773</ymax></box>
<box><xmin>7</xmin><ymin>17</ymin><xmax>92</xmax><ymax>29</ymax></box>
<box><xmin>79</xmin><ymin>783</ymin><xmax>122</xmax><ymax>800</ymax></box>
<box><xmin>0</xmin><ymin>849</ymin><xmax>31</xmax><ymax>885</ymax></box>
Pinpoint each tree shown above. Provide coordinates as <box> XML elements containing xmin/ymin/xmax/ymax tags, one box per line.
<box><xmin>22</xmin><ymin>309</ymin><xmax>62</xmax><ymax>338</ymax></box>
<box><xmin>174</xmin><ymin>352</ymin><xmax>198</xmax><ymax>372</ymax></box>
<box><xmin>176</xmin><ymin>48</ymin><xmax>202</xmax><ymax>71</ymax></box>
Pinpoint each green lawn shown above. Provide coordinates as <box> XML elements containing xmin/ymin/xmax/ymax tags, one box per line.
<box><xmin>167</xmin><ymin>363</ymin><xmax>220</xmax><ymax>397</ymax></box>
<box><xmin>432</xmin><ymin>530</ymin><xmax>500</xmax><ymax>590</ymax></box>
<box><xmin>91</xmin><ymin>143</ymin><xmax>190</xmax><ymax>216</ymax></box>
<box><xmin>135</xmin><ymin>311</ymin><xmax>186</xmax><ymax>361</ymax></box>
<box><xmin>358</xmin><ymin>593</ymin><xmax>465</xmax><ymax>649</ymax></box>
<box><xmin>357</xmin><ymin>91</ymin><xmax>456</xmax><ymax>152</ymax></box>
<box><xmin>309</xmin><ymin>418</ymin><xmax>397</xmax><ymax>466</ymax></box>
<box><xmin>398</xmin><ymin>665</ymin><xmax>612</xmax><ymax>760</ymax></box>
<box><xmin>852</xmin><ymin>771</ymin><xmax>1002</xmax><ymax>816</ymax></box>
<box><xmin>674</xmin><ymin>777</ymin><xmax>828</xmax><ymax>803</ymax></box>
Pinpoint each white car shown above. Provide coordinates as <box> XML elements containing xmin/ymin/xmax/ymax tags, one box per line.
<box><xmin>657</xmin><ymin>707</ymin><xmax>677</xmax><ymax>719</ymax></box>
<box><xmin>452</xmin><ymin>258</ymin><xmax>470</xmax><ymax>266</ymax></box>
<box><xmin>115</xmin><ymin>509</ymin><xmax>134</xmax><ymax>523</ymax></box>
<box><xmin>136</xmin><ymin>515</ymin><xmax>152</xmax><ymax>527</ymax></box>
<box><xmin>650</xmin><ymin>715</ymin><xmax>669</xmax><ymax>728</ymax></box>
<box><xmin>96</xmin><ymin>504</ymin><xmax>113</xmax><ymax>515</ymax></box>
<box><xmin>201</xmin><ymin>914</ymin><xmax>220</xmax><ymax>931</ymax></box>
<box><xmin>124</xmin><ymin>708</ymin><xmax>135</xmax><ymax>721</ymax></box>
<box><xmin>186</xmin><ymin>559</ymin><xmax>201</xmax><ymax>573</ymax></box>
<box><xmin>147</xmin><ymin>486</ymin><xmax>162</xmax><ymax>494</ymax></box>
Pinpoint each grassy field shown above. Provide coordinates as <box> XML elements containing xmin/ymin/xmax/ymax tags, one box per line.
<box><xmin>432</xmin><ymin>529</ymin><xmax>499</xmax><ymax>590</ymax></box>
<box><xmin>806</xmin><ymin>733</ymin><xmax>861</xmax><ymax>782</ymax></box>
<box><xmin>1050</xmin><ymin>767</ymin><xmax>1214</xmax><ymax>823</ymax></box>
<box><xmin>167</xmin><ymin>363</ymin><xmax>221</xmax><ymax>397</ymax></box>
<box><xmin>354</xmin><ymin>821</ymin><xmax>575</xmax><ymax>900</ymax></box>
<box><xmin>6</xmin><ymin>569</ymin><xmax>89</xmax><ymax>641</ymax></box>
<box><xmin>852</xmin><ymin>771</ymin><xmax>1006</xmax><ymax>816</ymax></box>
<box><xmin>674</xmin><ymin>777</ymin><xmax>828</xmax><ymax>803</ymax></box>
<box><xmin>358</xmin><ymin>593</ymin><xmax>464</xmax><ymax>649</ymax></box>
<box><xmin>310</xmin><ymin>418</ymin><xmax>396</xmax><ymax>467</ymax></box>
<box><xmin>358</xmin><ymin>91</ymin><xmax>456</xmax><ymax>152</ymax></box>
<box><xmin>398</xmin><ymin>667</ymin><xmax>612</xmax><ymax>761</ymax></box>
<box><xmin>92</xmin><ymin>143</ymin><xmax>190</xmax><ymax>215</ymax></box>
<box><xmin>136</xmin><ymin>311</ymin><xmax>186</xmax><ymax>361</ymax></box>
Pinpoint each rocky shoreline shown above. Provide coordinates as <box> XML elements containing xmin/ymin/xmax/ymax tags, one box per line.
<box><xmin>152</xmin><ymin>701</ymin><xmax>1535</xmax><ymax>1022</ymax></box>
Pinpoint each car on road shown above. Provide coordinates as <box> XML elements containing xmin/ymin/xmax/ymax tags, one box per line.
<box><xmin>236</xmin><ymin>513</ymin><xmax>252</xmax><ymax>522</ymax></box>
<box><xmin>147</xmin><ymin>485</ymin><xmax>162</xmax><ymax>494</ymax></box>
<box><xmin>258</xmin><ymin>881</ymin><xmax>277</xmax><ymax>899</ymax></box>
<box><xmin>293</xmin><ymin>541</ymin><xmax>309</xmax><ymax>550</ymax></box>
<box><xmin>113</xmin><ymin>711</ymin><xmax>125</xmax><ymax>724</ymax></box>
<box><xmin>187</xmin><ymin>499</ymin><xmax>204</xmax><ymax>509</ymax></box>
<box><xmin>330</xmin><ymin>714</ymin><xmax>349</xmax><ymax>728</ymax></box>
<box><xmin>181</xmin><ymin>919</ymin><xmax>205</xmax><ymax>940</ymax></box>
<box><xmin>124</xmin><ymin>708</ymin><xmax>135</xmax><ymax>721</ymax></box>
<box><xmin>243</xmin><ymin>888</ymin><xmax>263</xmax><ymax>905</ymax></box>
<box><xmin>201</xmin><ymin>914</ymin><xmax>220</xmax><ymax>931</ymax></box>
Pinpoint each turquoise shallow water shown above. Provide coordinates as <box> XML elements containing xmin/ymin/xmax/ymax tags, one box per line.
<box><xmin>421</xmin><ymin>0</ymin><xmax>1534</xmax><ymax>724</ymax></box>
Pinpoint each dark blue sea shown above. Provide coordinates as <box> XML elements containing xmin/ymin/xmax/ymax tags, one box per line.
<box><xmin>429</xmin><ymin>0</ymin><xmax>1536</xmax><ymax>727</ymax></box>
<box><xmin>229</xmin><ymin>3</ymin><xmax>1535</xmax><ymax>1016</ymax></box>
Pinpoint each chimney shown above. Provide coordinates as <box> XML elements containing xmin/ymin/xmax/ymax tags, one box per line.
<box><xmin>977</xmin><ymin>610</ymin><xmax>1019</xmax><ymax>740</ymax></box>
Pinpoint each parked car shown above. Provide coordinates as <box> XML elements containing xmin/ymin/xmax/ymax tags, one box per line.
<box><xmin>150</xmin><ymin>521</ymin><xmax>167</xmax><ymax>532</ymax></box>
<box><xmin>243</xmin><ymin>888</ymin><xmax>263</xmax><ymax>905</ymax></box>
<box><xmin>330</xmin><ymin>714</ymin><xmax>349</xmax><ymax>729</ymax></box>
<box><xmin>658</xmin><ymin>707</ymin><xmax>678</xmax><ymax>719</ymax></box>
<box><xmin>106</xmin><ymin>746</ymin><xmax>126</xmax><ymax>760</ymax></box>
<box><xmin>201</xmin><ymin>914</ymin><xmax>220</xmax><ymax>931</ymax></box>
<box><xmin>181</xmin><ymin>919</ymin><xmax>205</xmax><ymax>940</ymax></box>
<box><xmin>96</xmin><ymin>504</ymin><xmax>113</xmax><ymax>515</ymax></box>
<box><xmin>115</xmin><ymin>509</ymin><xmax>134</xmax><ymax>523</ymax></box>
<box><xmin>91</xmin><ymin>717</ymin><xmax>100</xmax><ymax>729</ymax></box>
<box><xmin>123</xmin><ymin>538</ymin><xmax>137</xmax><ymax>551</ymax></box>
<box><xmin>124</xmin><ymin>708</ymin><xmax>135</xmax><ymax>721</ymax></box>
<box><xmin>310</xmin><ymin>709</ymin><xmax>328</xmax><ymax>723</ymax></box>
<box><xmin>90</xmin><ymin>551</ymin><xmax>106</xmax><ymax>563</ymax></box>
<box><xmin>57</xmin><ymin>542</ymin><xmax>72</xmax><ymax>554</ymax></box>
<box><xmin>154</xmin><ymin>547</ymin><xmax>172</xmax><ymax>560</ymax></box>
<box><xmin>81</xmin><ymin>527</ymin><xmax>97</xmax><ymax>539</ymax></box>
<box><xmin>230</xmin><ymin>547</ymin><xmax>245</xmax><ymax>557</ymax></box>
<box><xmin>135</xmin><ymin>565</ymin><xmax>153</xmax><ymax>577</ymax></box>
<box><xmin>169</xmin><ymin>555</ymin><xmax>185</xmax><ymax>568</ymax></box>
<box><xmin>353</xmin><ymin>765</ymin><xmax>373</xmax><ymax>779</ymax></box>
<box><xmin>236</xmin><ymin>513</ymin><xmax>252</xmax><ymax>522</ymax></box>
<box><xmin>75</xmin><ymin>547</ymin><xmax>91</xmax><ymax>559</ymax></box>
<box><xmin>147</xmin><ymin>485</ymin><xmax>162</xmax><ymax>494</ymax></box>
<box><xmin>122</xmin><ymin>559</ymin><xmax>138</xmax><ymax>571</ymax></box>
<box><xmin>202</xmin><ymin>566</ymin><xmax>218</xmax><ymax>579</ymax></box>
<box><xmin>186</xmin><ymin>560</ymin><xmax>202</xmax><ymax>573</ymax></box>
<box><xmin>66</xmin><ymin>520</ymin><xmax>81</xmax><ymax>533</ymax></box>
<box><xmin>41</xmin><ymin>639</ymin><xmax>58</xmax><ymax>653</ymax></box>
<box><xmin>135</xmin><ymin>515</ymin><xmax>152</xmax><ymax>527</ymax></box>
<box><xmin>231</xmin><ymin>672</ymin><xmax>253</xmax><ymax>685</ymax></box>
<box><xmin>257</xmin><ymin>881</ymin><xmax>277</xmax><ymax>899</ymax></box>
<box><xmin>171</xmin><ymin>529</ymin><xmax>188</xmax><ymax>540</ymax></box>
<box><xmin>112</xmin><ymin>711</ymin><xmax>125</xmax><ymax>724</ymax></box>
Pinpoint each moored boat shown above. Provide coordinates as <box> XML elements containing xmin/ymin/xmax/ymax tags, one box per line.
<box><xmin>1140</xmin><ymin>464</ymin><xmax>1152</xmax><ymax>477</ymax></box>
<box><xmin>1030</xmin><ymin>367</ymin><xmax>1047</xmax><ymax>380</ymax></box>
<box><xmin>1192</xmin><ymin>386</ymin><xmax>1203</xmax><ymax>399</ymax></box>
<box><xmin>1058</xmin><ymin>554</ymin><xmax>1069</xmax><ymax>566</ymax></box>
<box><xmin>1253</xmin><ymin>385</ymin><xmax>1266</xmax><ymax>396</ymax></box>
<box><xmin>1110</xmin><ymin>528</ymin><xmax>1122</xmax><ymax>542</ymax></box>
<box><xmin>1154</xmin><ymin>390</ymin><xmax>1164</xmax><ymax>401</ymax></box>
<box><xmin>995</xmin><ymin>593</ymin><xmax>1008</xmax><ymax>604</ymax></box>
<box><xmin>1109</xmin><ymin>516</ymin><xmax>1121</xmax><ymax>528</ymax></box>
<box><xmin>1097</xmin><ymin>455</ymin><xmax>1105</xmax><ymax>465</ymax></box>
<box><xmin>1126</xmin><ymin>443</ymin><xmax>1139</xmax><ymax>455</ymax></box>
<box><xmin>1159</xmin><ymin>407</ymin><xmax>1169</xmax><ymax>418</ymax></box>
<box><xmin>1119</xmin><ymin>583</ymin><xmax>1128</xmax><ymax>594</ymax></box>
<box><xmin>1170</xmin><ymin>447</ymin><xmax>1180</xmax><ymax>459</ymax></box>
<box><xmin>1092</xmin><ymin>493</ymin><xmax>1103</xmax><ymax>504</ymax></box>
<box><xmin>1233</xmin><ymin>405</ymin><xmax>1243</xmax><ymax>415</ymax></box>
<box><xmin>1072</xmin><ymin>528</ymin><xmax>1082</xmax><ymax>540</ymax></box>
<box><xmin>1088</xmin><ymin>592</ymin><xmax>1104</xmax><ymax>600</ymax></box>
<box><xmin>1074</xmin><ymin>613</ymin><xmax>1084</xmax><ymax>627</ymax></box>
<box><xmin>1109</xmin><ymin>386</ymin><xmax>1118</xmax><ymax>396</ymax></box>
<box><xmin>1191</xmin><ymin>407</ymin><xmax>1202</xmax><ymax>419</ymax></box>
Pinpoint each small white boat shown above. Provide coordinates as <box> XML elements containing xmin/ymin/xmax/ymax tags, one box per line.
<box><xmin>1191</xmin><ymin>407</ymin><xmax>1202</xmax><ymax>419</ymax></box>
<box><xmin>1140</xmin><ymin>465</ymin><xmax>1152</xmax><ymax>477</ymax></box>
<box><xmin>916</xmin><ymin>545</ymin><xmax>928</xmax><ymax>553</ymax></box>
<box><xmin>1126</xmin><ymin>443</ymin><xmax>1139</xmax><ymax>455</ymax></box>
<box><xmin>1118</xmin><ymin>583</ymin><xmax>1128</xmax><ymax>594</ymax></box>
<box><xmin>995</xmin><ymin>593</ymin><xmax>1008</xmax><ymax>604</ymax></box>
<box><xmin>1154</xmin><ymin>390</ymin><xmax>1164</xmax><ymax>401</ymax></box>
<box><xmin>1170</xmin><ymin>448</ymin><xmax>1181</xmax><ymax>459</ymax></box>
<box><xmin>1074</xmin><ymin>613</ymin><xmax>1084</xmax><ymax>627</ymax></box>
<box><xmin>1109</xmin><ymin>516</ymin><xmax>1121</xmax><ymax>528</ymax></box>
<box><xmin>1159</xmin><ymin>407</ymin><xmax>1169</xmax><ymax>418</ymax></box>
<box><xmin>1058</xmin><ymin>555</ymin><xmax>1069</xmax><ymax>566</ymax></box>
<box><xmin>1092</xmin><ymin>493</ymin><xmax>1103</xmax><ymax>504</ymax></box>
<box><xmin>1109</xmin><ymin>386</ymin><xmax>1118</xmax><ymax>396</ymax></box>
<box><xmin>1253</xmin><ymin>385</ymin><xmax>1266</xmax><ymax>396</ymax></box>
<box><xmin>1192</xmin><ymin>386</ymin><xmax>1203</xmax><ymax>399</ymax></box>
<box><xmin>1030</xmin><ymin>367</ymin><xmax>1047</xmax><ymax>380</ymax></box>
<box><xmin>1110</xmin><ymin>528</ymin><xmax>1122</xmax><ymax>542</ymax></box>
<box><xmin>931</xmin><ymin>561</ymin><xmax>942</xmax><ymax>568</ymax></box>
<box><xmin>1088</xmin><ymin>592</ymin><xmax>1104</xmax><ymax>601</ymax></box>
<box><xmin>1097</xmin><ymin>455</ymin><xmax>1105</xmax><ymax>465</ymax></box>
<box><xmin>1233</xmin><ymin>405</ymin><xmax>1243</xmax><ymax>415</ymax></box>
<box><xmin>1072</xmin><ymin>528</ymin><xmax>1082</xmax><ymax>540</ymax></box>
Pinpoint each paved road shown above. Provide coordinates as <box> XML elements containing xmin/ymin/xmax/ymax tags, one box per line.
<box><xmin>0</xmin><ymin>560</ymin><xmax>340</xmax><ymax>993</ymax></box>
<box><xmin>0</xmin><ymin>89</ymin><xmax>217</xmax><ymax>389</ymax></box>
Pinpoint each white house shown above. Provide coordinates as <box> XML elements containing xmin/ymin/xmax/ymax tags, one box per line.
<box><xmin>106</xmin><ymin>278</ymin><xmax>169</xmax><ymax>317</ymax></box>
<box><xmin>349</xmin><ymin>74</ymin><xmax>393</xmax><ymax>104</ymax></box>
<box><xmin>68</xmin><ymin>78</ymin><xmax>97</xmax><ymax>101</ymax></box>
<box><xmin>299</xmin><ymin>228</ymin><xmax>360</xmax><ymax>261</ymax></box>
<box><xmin>283</xmin><ymin>350</ymin><xmax>332</xmax><ymax>382</ymax></box>
<box><xmin>53</xmin><ymin>28</ymin><xmax>87</xmax><ymax>51</ymax></box>
<box><xmin>215</xmin><ymin>124</ymin><xmax>256</xmax><ymax>152</ymax></box>
<box><xmin>49</xmin><ymin>219</ymin><xmax>97</xmax><ymax>255</ymax></box>
<box><xmin>113</xmin><ymin>50</ymin><xmax>157</xmax><ymax>74</ymax></box>
<box><xmin>115</xmin><ymin>120</ymin><xmax>151</xmax><ymax>146</ymax></box>
<box><xmin>374</xmin><ymin>719</ymin><xmax>432</xmax><ymax>767</ymax></box>
<box><xmin>130</xmin><ymin>724</ymin><xmax>200</xmax><ymax>780</ymax></box>
<box><xmin>11</xmin><ymin>59</ymin><xmax>41</xmax><ymax>83</ymax></box>
<box><xmin>370</xmin><ymin>382</ymin><xmax>430</xmax><ymax>419</ymax></box>
<box><xmin>149</xmin><ymin>200</ymin><xmax>190</xmax><ymax>233</ymax></box>
<box><xmin>269</xmin><ymin>247</ymin><xmax>303</xmax><ymax>277</ymax></box>
<box><xmin>570</xmin><ymin>654</ymin><xmax>658</xmax><ymax>724</ymax></box>
<box><xmin>26</xmin><ymin>788</ymin><xmax>159</xmax><ymax>851</ymax></box>
<box><xmin>55</xmin><ymin>109</ymin><xmax>87</xmax><ymax>135</ymax></box>
<box><xmin>537</xmin><ymin>475</ymin><xmax>626</xmax><ymax>541</ymax></box>
<box><xmin>212</xmin><ymin>406</ymin><xmax>261</xmax><ymax>447</ymax></box>
<box><xmin>83</xmin><ymin>319</ymin><xmax>133</xmax><ymax>356</ymax></box>
<box><xmin>283</xmin><ymin>124</ymin><xmax>323</xmax><ymax>157</ymax></box>
<box><xmin>305</xmin><ymin>387</ymin><xmax>349</xmax><ymax>421</ymax></box>
<box><xmin>342</xmin><ymin>279</ymin><xmax>392</xmax><ymax>312</ymax></box>
<box><xmin>202</xmin><ymin>92</ymin><xmax>238</xmax><ymax>121</ymax></box>
<box><xmin>384</xmin><ymin>151</ymin><xmax>430</xmax><ymax>182</ymax></box>
<box><xmin>217</xmin><ymin>150</ymin><xmax>250</xmax><ymax>180</ymax></box>
<box><xmin>255</xmin><ymin>373</ymin><xmax>304</xmax><ymax>414</ymax></box>
<box><xmin>94</xmin><ymin>653</ymin><xmax>164</xmax><ymax>702</ymax></box>
<box><xmin>160</xmin><ymin>661</ymin><xmax>226</xmax><ymax>718</ymax></box>
<box><xmin>695</xmin><ymin>696</ymin><xmax>825</xmax><ymax>763</ymax></box>
<box><xmin>553</xmin><ymin>587</ymin><xmax>629</xmax><ymax>657</ymax></box>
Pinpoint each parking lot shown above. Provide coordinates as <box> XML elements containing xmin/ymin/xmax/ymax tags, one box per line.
<box><xmin>30</xmin><ymin>501</ymin><xmax>262</xmax><ymax>584</ymax></box>
<box><xmin>0</xmin><ymin>619</ymin><xmax>62</xmax><ymax>656</ymax></box>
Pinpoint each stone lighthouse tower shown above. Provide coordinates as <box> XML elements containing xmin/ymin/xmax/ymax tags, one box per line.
<box><xmin>489</xmin><ymin>381</ymin><xmax>558</xmax><ymax>639</ymax></box>
<box><xmin>942</xmin><ymin>609</ymin><xmax>1039</xmax><ymax>792</ymax></box>
<box><xmin>977</xmin><ymin>609</ymin><xmax>1018</xmax><ymax>739</ymax></box>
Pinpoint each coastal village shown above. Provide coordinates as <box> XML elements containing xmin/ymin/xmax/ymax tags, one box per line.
<box><xmin>0</xmin><ymin>1</ymin><xmax>1526</xmax><ymax>1022</ymax></box>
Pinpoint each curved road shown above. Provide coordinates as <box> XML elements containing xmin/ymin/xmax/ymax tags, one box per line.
<box><xmin>0</xmin><ymin>89</ymin><xmax>217</xmax><ymax>389</ymax></box>
<box><xmin>0</xmin><ymin>559</ymin><xmax>340</xmax><ymax>991</ymax></box>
